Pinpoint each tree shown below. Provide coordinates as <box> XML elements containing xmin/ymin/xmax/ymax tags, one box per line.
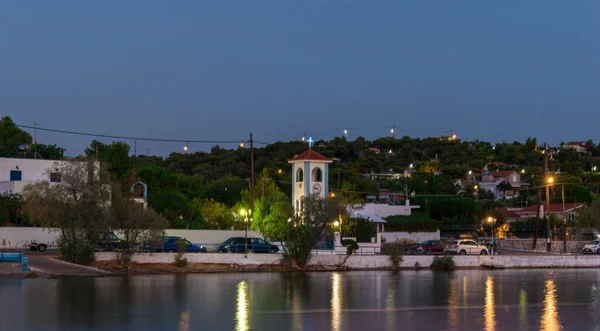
<box><xmin>280</xmin><ymin>194</ymin><xmax>349</xmax><ymax>268</ymax></box>
<box><xmin>21</xmin><ymin>160</ymin><xmax>112</xmax><ymax>265</ymax></box>
<box><xmin>111</xmin><ymin>186</ymin><xmax>167</xmax><ymax>268</ymax></box>
<box><xmin>32</xmin><ymin>143</ymin><xmax>66</xmax><ymax>160</ymax></box>
<box><xmin>200</xmin><ymin>198</ymin><xmax>236</xmax><ymax>230</ymax></box>
<box><xmin>85</xmin><ymin>140</ymin><xmax>131</xmax><ymax>180</ymax></box>
<box><xmin>0</xmin><ymin>192</ymin><xmax>26</xmax><ymax>226</ymax></box>
<box><xmin>0</xmin><ymin>116</ymin><xmax>32</xmax><ymax>157</ymax></box>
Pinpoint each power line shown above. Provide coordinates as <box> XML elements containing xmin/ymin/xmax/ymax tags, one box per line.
<box><xmin>17</xmin><ymin>124</ymin><xmax>268</xmax><ymax>145</ymax></box>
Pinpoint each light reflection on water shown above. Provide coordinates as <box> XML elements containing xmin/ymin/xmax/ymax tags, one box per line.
<box><xmin>447</xmin><ymin>278</ymin><xmax>458</xmax><ymax>328</ymax></box>
<box><xmin>236</xmin><ymin>281</ymin><xmax>248</xmax><ymax>331</ymax></box>
<box><xmin>540</xmin><ymin>279</ymin><xmax>561</xmax><ymax>331</ymax></box>
<box><xmin>3</xmin><ymin>270</ymin><xmax>599</xmax><ymax>330</ymax></box>
<box><xmin>485</xmin><ymin>276</ymin><xmax>496</xmax><ymax>331</ymax></box>
<box><xmin>331</xmin><ymin>273</ymin><xmax>342</xmax><ymax>331</ymax></box>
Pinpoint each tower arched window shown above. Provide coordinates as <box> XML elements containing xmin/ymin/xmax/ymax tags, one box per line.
<box><xmin>312</xmin><ymin>167</ymin><xmax>322</xmax><ymax>182</ymax></box>
<box><xmin>296</xmin><ymin>168</ymin><xmax>304</xmax><ymax>182</ymax></box>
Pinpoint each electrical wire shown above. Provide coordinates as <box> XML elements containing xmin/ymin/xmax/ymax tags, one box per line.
<box><xmin>17</xmin><ymin>124</ymin><xmax>269</xmax><ymax>145</ymax></box>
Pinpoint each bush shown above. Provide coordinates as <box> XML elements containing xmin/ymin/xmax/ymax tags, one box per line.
<box><xmin>174</xmin><ymin>238</ymin><xmax>188</xmax><ymax>268</ymax></box>
<box><xmin>58</xmin><ymin>234</ymin><xmax>95</xmax><ymax>266</ymax></box>
<box><xmin>175</xmin><ymin>257</ymin><xmax>188</xmax><ymax>268</ymax></box>
<box><xmin>384</xmin><ymin>246</ymin><xmax>403</xmax><ymax>270</ymax></box>
<box><xmin>430</xmin><ymin>255</ymin><xmax>456</xmax><ymax>271</ymax></box>
<box><xmin>341</xmin><ymin>239</ymin><xmax>359</xmax><ymax>256</ymax></box>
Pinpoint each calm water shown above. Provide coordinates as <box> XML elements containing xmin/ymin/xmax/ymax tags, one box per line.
<box><xmin>1</xmin><ymin>270</ymin><xmax>600</xmax><ymax>330</ymax></box>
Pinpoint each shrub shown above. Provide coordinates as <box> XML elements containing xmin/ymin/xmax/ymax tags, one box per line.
<box><xmin>430</xmin><ymin>255</ymin><xmax>456</xmax><ymax>271</ymax></box>
<box><xmin>174</xmin><ymin>238</ymin><xmax>188</xmax><ymax>268</ymax></box>
<box><xmin>341</xmin><ymin>239</ymin><xmax>359</xmax><ymax>256</ymax></box>
<box><xmin>384</xmin><ymin>246</ymin><xmax>403</xmax><ymax>270</ymax></box>
<box><xmin>175</xmin><ymin>257</ymin><xmax>188</xmax><ymax>268</ymax></box>
<box><xmin>58</xmin><ymin>234</ymin><xmax>95</xmax><ymax>266</ymax></box>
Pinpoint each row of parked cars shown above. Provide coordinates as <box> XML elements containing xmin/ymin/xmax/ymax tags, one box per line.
<box><xmin>403</xmin><ymin>239</ymin><xmax>494</xmax><ymax>255</ymax></box>
<box><xmin>42</xmin><ymin>233</ymin><xmax>281</xmax><ymax>254</ymax></box>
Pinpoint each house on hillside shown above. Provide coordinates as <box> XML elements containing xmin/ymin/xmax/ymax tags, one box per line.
<box><xmin>502</xmin><ymin>203</ymin><xmax>585</xmax><ymax>222</ymax></box>
<box><xmin>463</xmin><ymin>168</ymin><xmax>527</xmax><ymax>200</ymax></box>
<box><xmin>0</xmin><ymin>157</ymin><xmax>89</xmax><ymax>194</ymax></box>
<box><xmin>562</xmin><ymin>141</ymin><xmax>593</xmax><ymax>154</ymax></box>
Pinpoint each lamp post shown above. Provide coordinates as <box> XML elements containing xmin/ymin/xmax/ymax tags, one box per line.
<box><xmin>474</xmin><ymin>184</ymin><xmax>479</xmax><ymax>200</ymax></box>
<box><xmin>487</xmin><ymin>216</ymin><xmax>495</xmax><ymax>256</ymax></box>
<box><xmin>240</xmin><ymin>209</ymin><xmax>252</xmax><ymax>258</ymax></box>
<box><xmin>546</xmin><ymin>177</ymin><xmax>554</xmax><ymax>252</ymax></box>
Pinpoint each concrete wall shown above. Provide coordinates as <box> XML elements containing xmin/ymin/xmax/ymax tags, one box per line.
<box><xmin>0</xmin><ymin>228</ymin><xmax>61</xmax><ymax>248</ymax></box>
<box><xmin>0</xmin><ymin>227</ymin><xmax>263</xmax><ymax>249</ymax></box>
<box><xmin>95</xmin><ymin>252</ymin><xmax>600</xmax><ymax>269</ymax></box>
<box><xmin>357</xmin><ymin>203</ymin><xmax>419</xmax><ymax>217</ymax></box>
<box><xmin>499</xmin><ymin>239</ymin><xmax>589</xmax><ymax>253</ymax></box>
<box><xmin>381</xmin><ymin>231</ymin><xmax>440</xmax><ymax>243</ymax></box>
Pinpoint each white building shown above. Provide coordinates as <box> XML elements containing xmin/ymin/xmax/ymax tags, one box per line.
<box><xmin>0</xmin><ymin>158</ymin><xmax>72</xmax><ymax>194</ymax></box>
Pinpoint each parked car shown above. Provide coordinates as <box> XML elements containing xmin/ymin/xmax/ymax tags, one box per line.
<box><xmin>218</xmin><ymin>237</ymin><xmax>279</xmax><ymax>254</ymax></box>
<box><xmin>582</xmin><ymin>240</ymin><xmax>600</xmax><ymax>254</ymax></box>
<box><xmin>446</xmin><ymin>240</ymin><xmax>489</xmax><ymax>255</ymax></box>
<box><xmin>407</xmin><ymin>240</ymin><xmax>445</xmax><ymax>255</ymax></box>
<box><xmin>152</xmin><ymin>236</ymin><xmax>207</xmax><ymax>253</ymax></box>
<box><xmin>97</xmin><ymin>232</ymin><xmax>122</xmax><ymax>251</ymax></box>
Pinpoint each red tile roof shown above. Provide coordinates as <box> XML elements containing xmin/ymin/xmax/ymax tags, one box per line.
<box><xmin>502</xmin><ymin>209</ymin><xmax>522</xmax><ymax>220</ymax></box>
<box><xmin>518</xmin><ymin>203</ymin><xmax>585</xmax><ymax>214</ymax></box>
<box><xmin>288</xmin><ymin>149</ymin><xmax>334</xmax><ymax>162</ymax></box>
<box><xmin>490</xmin><ymin>170</ymin><xmax>517</xmax><ymax>177</ymax></box>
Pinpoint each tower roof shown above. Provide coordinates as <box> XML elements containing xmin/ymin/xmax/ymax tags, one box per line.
<box><xmin>288</xmin><ymin>149</ymin><xmax>334</xmax><ymax>163</ymax></box>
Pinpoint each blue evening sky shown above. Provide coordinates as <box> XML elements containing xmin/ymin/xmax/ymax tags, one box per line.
<box><xmin>1</xmin><ymin>1</ymin><xmax>598</xmax><ymax>156</ymax></box>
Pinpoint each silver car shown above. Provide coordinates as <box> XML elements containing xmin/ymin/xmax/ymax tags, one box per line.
<box><xmin>582</xmin><ymin>240</ymin><xmax>600</xmax><ymax>254</ymax></box>
<box><xmin>446</xmin><ymin>240</ymin><xmax>489</xmax><ymax>255</ymax></box>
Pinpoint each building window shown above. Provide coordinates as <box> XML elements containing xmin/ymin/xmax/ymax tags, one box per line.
<box><xmin>312</xmin><ymin>167</ymin><xmax>322</xmax><ymax>182</ymax></box>
<box><xmin>512</xmin><ymin>175</ymin><xmax>517</xmax><ymax>182</ymax></box>
<box><xmin>296</xmin><ymin>168</ymin><xmax>304</xmax><ymax>182</ymax></box>
<box><xmin>50</xmin><ymin>172</ymin><xmax>62</xmax><ymax>183</ymax></box>
<box><xmin>10</xmin><ymin>170</ymin><xmax>22</xmax><ymax>181</ymax></box>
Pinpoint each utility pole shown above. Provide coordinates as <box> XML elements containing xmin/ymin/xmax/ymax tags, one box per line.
<box><xmin>247</xmin><ymin>132</ymin><xmax>255</xmax><ymax>259</ymax></box>
<box><xmin>134</xmin><ymin>140</ymin><xmax>137</xmax><ymax>157</ymax></box>
<box><xmin>95</xmin><ymin>143</ymin><xmax>99</xmax><ymax>161</ymax></box>
<box><xmin>533</xmin><ymin>190</ymin><xmax>541</xmax><ymax>250</ymax></box>
<box><xmin>562</xmin><ymin>183</ymin><xmax>566</xmax><ymax>253</ymax></box>
<box><xmin>544</xmin><ymin>148</ymin><xmax>551</xmax><ymax>252</ymax></box>
<box><xmin>33</xmin><ymin>122</ymin><xmax>39</xmax><ymax>159</ymax></box>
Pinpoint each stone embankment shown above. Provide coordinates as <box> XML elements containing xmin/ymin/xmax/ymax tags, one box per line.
<box><xmin>95</xmin><ymin>252</ymin><xmax>600</xmax><ymax>272</ymax></box>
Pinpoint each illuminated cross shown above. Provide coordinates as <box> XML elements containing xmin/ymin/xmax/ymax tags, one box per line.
<box><xmin>307</xmin><ymin>136</ymin><xmax>314</xmax><ymax>148</ymax></box>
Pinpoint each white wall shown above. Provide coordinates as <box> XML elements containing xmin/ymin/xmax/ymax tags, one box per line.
<box><xmin>95</xmin><ymin>252</ymin><xmax>600</xmax><ymax>269</ymax></box>
<box><xmin>0</xmin><ymin>228</ymin><xmax>61</xmax><ymax>248</ymax></box>
<box><xmin>382</xmin><ymin>231</ymin><xmax>440</xmax><ymax>243</ymax></box>
<box><xmin>0</xmin><ymin>158</ymin><xmax>61</xmax><ymax>182</ymax></box>
<box><xmin>357</xmin><ymin>203</ymin><xmax>420</xmax><ymax>217</ymax></box>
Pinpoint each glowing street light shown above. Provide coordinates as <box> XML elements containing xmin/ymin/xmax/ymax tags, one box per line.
<box><xmin>474</xmin><ymin>185</ymin><xmax>479</xmax><ymax>190</ymax></box>
<box><xmin>239</xmin><ymin>209</ymin><xmax>252</xmax><ymax>258</ymax></box>
<box><xmin>593</xmin><ymin>166</ymin><xmax>597</xmax><ymax>172</ymax></box>
<box><xmin>468</xmin><ymin>170</ymin><xmax>473</xmax><ymax>175</ymax></box>
<box><xmin>521</xmin><ymin>169</ymin><xmax>525</xmax><ymax>174</ymax></box>
<box><xmin>183</xmin><ymin>144</ymin><xmax>189</xmax><ymax>152</ymax></box>
<box><xmin>333</xmin><ymin>221</ymin><xmax>340</xmax><ymax>227</ymax></box>
<box><xmin>344</xmin><ymin>127</ymin><xmax>348</xmax><ymax>136</ymax></box>
<box><xmin>547</xmin><ymin>177</ymin><xmax>554</xmax><ymax>184</ymax></box>
<box><xmin>409</xmin><ymin>163</ymin><xmax>414</xmax><ymax>169</ymax></box>
<box><xmin>278</xmin><ymin>169</ymin><xmax>283</xmax><ymax>174</ymax></box>
<box><xmin>487</xmin><ymin>216</ymin><xmax>495</xmax><ymax>255</ymax></box>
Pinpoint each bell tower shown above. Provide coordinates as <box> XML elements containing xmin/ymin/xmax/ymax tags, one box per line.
<box><xmin>288</xmin><ymin>138</ymin><xmax>334</xmax><ymax>212</ymax></box>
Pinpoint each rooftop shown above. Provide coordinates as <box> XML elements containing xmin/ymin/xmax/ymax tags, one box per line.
<box><xmin>288</xmin><ymin>149</ymin><xmax>334</xmax><ymax>163</ymax></box>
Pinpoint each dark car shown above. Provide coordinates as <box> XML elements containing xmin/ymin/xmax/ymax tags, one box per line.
<box><xmin>96</xmin><ymin>232</ymin><xmax>122</xmax><ymax>251</ymax></box>
<box><xmin>407</xmin><ymin>240</ymin><xmax>445</xmax><ymax>255</ymax></box>
<box><xmin>154</xmin><ymin>236</ymin><xmax>207</xmax><ymax>253</ymax></box>
<box><xmin>218</xmin><ymin>237</ymin><xmax>279</xmax><ymax>254</ymax></box>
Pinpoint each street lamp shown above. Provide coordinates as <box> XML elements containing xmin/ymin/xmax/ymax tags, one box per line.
<box><xmin>593</xmin><ymin>166</ymin><xmax>597</xmax><ymax>172</ymax></box>
<box><xmin>545</xmin><ymin>177</ymin><xmax>555</xmax><ymax>252</ymax></box>
<box><xmin>240</xmin><ymin>209</ymin><xmax>253</xmax><ymax>258</ymax></box>
<box><xmin>487</xmin><ymin>217</ymin><xmax>495</xmax><ymax>255</ymax></box>
<box><xmin>521</xmin><ymin>169</ymin><xmax>525</xmax><ymax>174</ymax></box>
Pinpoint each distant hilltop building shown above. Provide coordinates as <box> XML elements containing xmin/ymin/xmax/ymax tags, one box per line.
<box><xmin>562</xmin><ymin>141</ymin><xmax>593</xmax><ymax>154</ymax></box>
